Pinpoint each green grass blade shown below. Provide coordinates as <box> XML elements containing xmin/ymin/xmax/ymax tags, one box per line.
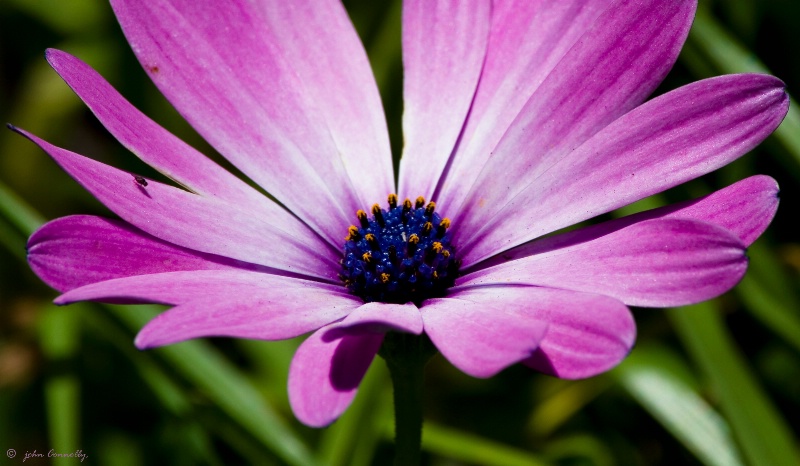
<box><xmin>0</xmin><ymin>217</ymin><xmax>28</xmax><ymax>262</ymax></box>
<box><xmin>38</xmin><ymin>303</ymin><xmax>82</xmax><ymax>466</ymax></box>
<box><xmin>108</xmin><ymin>305</ymin><xmax>318</xmax><ymax>466</ymax></box>
<box><xmin>735</xmin><ymin>242</ymin><xmax>800</xmax><ymax>352</ymax></box>
<box><xmin>669</xmin><ymin>302</ymin><xmax>800</xmax><ymax>466</ymax></box>
<box><xmin>401</xmin><ymin>421</ymin><xmax>548</xmax><ymax>466</ymax></box>
<box><xmin>85</xmin><ymin>306</ymin><xmax>231</xmax><ymax>465</ymax></box>
<box><xmin>614</xmin><ymin>345</ymin><xmax>744</xmax><ymax>466</ymax></box>
<box><xmin>526</xmin><ymin>377</ymin><xmax>611</xmax><ymax>438</ymax></box>
<box><xmin>0</xmin><ymin>180</ymin><xmax>46</xmax><ymax>236</ymax></box>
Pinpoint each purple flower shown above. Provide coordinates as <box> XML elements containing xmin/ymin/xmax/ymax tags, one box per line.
<box><xmin>14</xmin><ymin>0</ymin><xmax>787</xmax><ymax>427</ymax></box>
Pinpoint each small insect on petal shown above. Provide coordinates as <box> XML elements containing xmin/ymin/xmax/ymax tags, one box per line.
<box><xmin>133</xmin><ymin>175</ymin><xmax>148</xmax><ymax>187</ymax></box>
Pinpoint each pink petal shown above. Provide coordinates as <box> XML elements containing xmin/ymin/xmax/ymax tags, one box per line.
<box><xmin>111</xmin><ymin>0</ymin><xmax>376</xmax><ymax>246</ymax></box>
<box><xmin>135</xmin><ymin>293</ymin><xmax>359</xmax><ymax>349</ymax></box>
<box><xmin>440</xmin><ymin>0</ymin><xmax>695</xmax><ymax>213</ymax></box>
<box><xmin>55</xmin><ymin>269</ymin><xmax>355</xmax><ymax>306</ymax></box>
<box><xmin>27</xmin><ymin>215</ymin><xmax>265</xmax><ymax>292</ymax></box>
<box><xmin>135</xmin><ymin>299</ymin><xmax>348</xmax><ymax>348</ymax></box>
<box><xmin>458</xmin><ymin>218</ymin><xmax>747</xmax><ymax>308</ymax></box>
<box><xmin>288</xmin><ymin>327</ymin><xmax>384</xmax><ymax>427</ymax></box>
<box><xmin>436</xmin><ymin>0</ymin><xmax>613</xmax><ymax>206</ymax></box>
<box><xmin>658</xmin><ymin>175</ymin><xmax>780</xmax><ymax>247</ymax></box>
<box><xmin>50</xmin><ymin>270</ymin><xmax>360</xmax><ymax>348</ymax></box>
<box><xmin>397</xmin><ymin>0</ymin><xmax>491</xmax><ymax>200</ymax></box>
<box><xmin>327</xmin><ymin>302</ymin><xmax>424</xmax><ymax>337</ymax></box>
<box><xmin>13</xmin><ymin>128</ymin><xmax>340</xmax><ymax>281</ymax></box>
<box><xmin>480</xmin><ymin>175</ymin><xmax>779</xmax><ymax>271</ymax></box>
<box><xmin>520</xmin><ymin>291</ymin><xmax>636</xmax><ymax>379</ymax></box>
<box><xmin>459</xmin><ymin>74</ymin><xmax>788</xmax><ymax>266</ymax></box>
<box><xmin>420</xmin><ymin>286</ymin><xmax>549</xmax><ymax>378</ymax></box>
<box><xmin>246</xmin><ymin>0</ymin><xmax>394</xmax><ymax>209</ymax></box>
<box><xmin>45</xmin><ymin>49</ymin><xmax>272</xmax><ymax>212</ymax></box>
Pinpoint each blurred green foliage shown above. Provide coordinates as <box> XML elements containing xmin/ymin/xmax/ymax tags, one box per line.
<box><xmin>1</xmin><ymin>0</ymin><xmax>799</xmax><ymax>464</ymax></box>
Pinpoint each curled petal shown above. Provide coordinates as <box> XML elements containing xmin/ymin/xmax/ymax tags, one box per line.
<box><xmin>421</xmin><ymin>286</ymin><xmax>550</xmax><ymax>378</ymax></box>
<box><xmin>520</xmin><ymin>292</ymin><xmax>636</xmax><ymax>379</ymax></box>
<box><xmin>327</xmin><ymin>301</ymin><xmax>424</xmax><ymax>338</ymax></box>
<box><xmin>289</xmin><ymin>327</ymin><xmax>384</xmax><ymax>427</ymax></box>
<box><xmin>657</xmin><ymin>175</ymin><xmax>779</xmax><ymax>247</ymax></box>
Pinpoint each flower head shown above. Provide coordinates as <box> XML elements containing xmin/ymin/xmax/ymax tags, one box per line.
<box><xmin>14</xmin><ymin>0</ymin><xmax>787</xmax><ymax>427</ymax></box>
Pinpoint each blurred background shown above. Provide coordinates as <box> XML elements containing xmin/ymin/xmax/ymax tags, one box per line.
<box><xmin>1</xmin><ymin>0</ymin><xmax>799</xmax><ymax>464</ymax></box>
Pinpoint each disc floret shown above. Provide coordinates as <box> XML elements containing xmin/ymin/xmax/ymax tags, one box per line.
<box><xmin>341</xmin><ymin>194</ymin><xmax>459</xmax><ymax>304</ymax></box>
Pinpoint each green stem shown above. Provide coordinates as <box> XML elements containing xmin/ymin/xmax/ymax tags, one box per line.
<box><xmin>379</xmin><ymin>332</ymin><xmax>435</xmax><ymax>466</ymax></box>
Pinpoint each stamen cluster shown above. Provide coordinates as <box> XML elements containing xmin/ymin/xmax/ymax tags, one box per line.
<box><xmin>341</xmin><ymin>194</ymin><xmax>459</xmax><ymax>304</ymax></box>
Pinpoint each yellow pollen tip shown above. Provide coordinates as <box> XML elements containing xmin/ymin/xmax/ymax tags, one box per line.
<box><xmin>388</xmin><ymin>193</ymin><xmax>398</xmax><ymax>207</ymax></box>
<box><xmin>371</xmin><ymin>203</ymin><xmax>381</xmax><ymax>214</ymax></box>
<box><xmin>432</xmin><ymin>242</ymin><xmax>443</xmax><ymax>253</ymax></box>
<box><xmin>421</xmin><ymin>222</ymin><xmax>432</xmax><ymax>235</ymax></box>
<box><xmin>362</xmin><ymin>252</ymin><xmax>372</xmax><ymax>262</ymax></box>
<box><xmin>440</xmin><ymin>218</ymin><xmax>451</xmax><ymax>229</ymax></box>
<box><xmin>408</xmin><ymin>234</ymin><xmax>420</xmax><ymax>244</ymax></box>
<box><xmin>415</xmin><ymin>196</ymin><xmax>425</xmax><ymax>208</ymax></box>
<box><xmin>442</xmin><ymin>250</ymin><xmax>450</xmax><ymax>258</ymax></box>
<box><xmin>365</xmin><ymin>233</ymin><xmax>376</xmax><ymax>242</ymax></box>
<box><xmin>403</xmin><ymin>198</ymin><xmax>412</xmax><ymax>209</ymax></box>
<box><xmin>356</xmin><ymin>209</ymin><xmax>369</xmax><ymax>228</ymax></box>
<box><xmin>345</xmin><ymin>225</ymin><xmax>359</xmax><ymax>240</ymax></box>
<box><xmin>432</xmin><ymin>270</ymin><xmax>439</xmax><ymax>279</ymax></box>
<box><xmin>380</xmin><ymin>273</ymin><xmax>391</xmax><ymax>283</ymax></box>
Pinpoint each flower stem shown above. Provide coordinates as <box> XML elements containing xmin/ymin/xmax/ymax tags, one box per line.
<box><xmin>379</xmin><ymin>332</ymin><xmax>435</xmax><ymax>466</ymax></box>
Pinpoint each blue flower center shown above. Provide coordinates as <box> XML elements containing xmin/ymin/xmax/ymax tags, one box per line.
<box><xmin>341</xmin><ymin>194</ymin><xmax>459</xmax><ymax>304</ymax></box>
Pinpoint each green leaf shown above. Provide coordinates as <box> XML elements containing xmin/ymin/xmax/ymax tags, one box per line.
<box><xmin>614</xmin><ymin>345</ymin><xmax>744</xmax><ymax>466</ymax></box>
<box><xmin>108</xmin><ymin>305</ymin><xmax>318</xmax><ymax>466</ymax></box>
<box><xmin>669</xmin><ymin>302</ymin><xmax>800</xmax><ymax>466</ymax></box>
<box><xmin>526</xmin><ymin>377</ymin><xmax>611</xmax><ymax>438</ymax></box>
<box><xmin>735</xmin><ymin>242</ymin><xmax>800</xmax><ymax>352</ymax></box>
<box><xmin>412</xmin><ymin>421</ymin><xmax>548</xmax><ymax>466</ymax></box>
<box><xmin>538</xmin><ymin>434</ymin><xmax>614</xmax><ymax>466</ymax></box>
<box><xmin>38</xmin><ymin>303</ymin><xmax>82</xmax><ymax>466</ymax></box>
<box><xmin>0</xmin><ymin>180</ymin><xmax>46</xmax><ymax>236</ymax></box>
